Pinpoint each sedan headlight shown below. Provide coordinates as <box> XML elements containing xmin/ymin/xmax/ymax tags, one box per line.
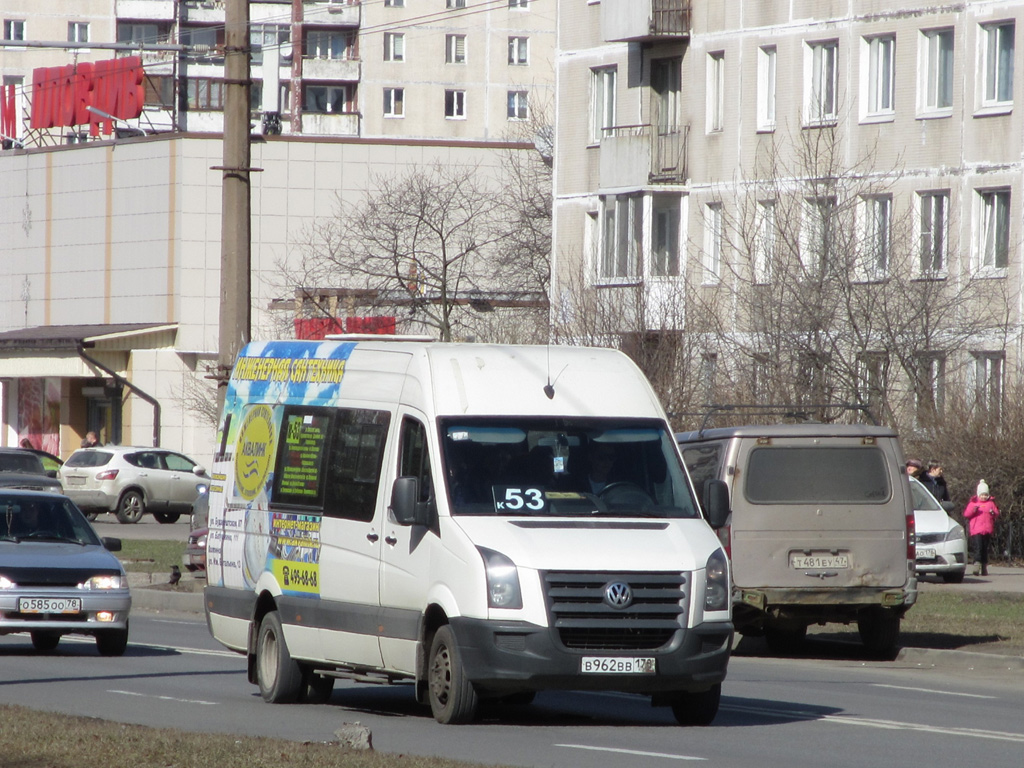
<box><xmin>946</xmin><ymin>525</ymin><xmax>966</xmax><ymax>543</ymax></box>
<box><xmin>478</xmin><ymin>547</ymin><xmax>522</xmax><ymax>610</ymax></box>
<box><xmin>80</xmin><ymin>574</ymin><xmax>127</xmax><ymax>590</ymax></box>
<box><xmin>704</xmin><ymin>549</ymin><xmax>730</xmax><ymax>612</ymax></box>
<box><xmin>0</xmin><ymin>575</ymin><xmax>15</xmax><ymax>589</ymax></box>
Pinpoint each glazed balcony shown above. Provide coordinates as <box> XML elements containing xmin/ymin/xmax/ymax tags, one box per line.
<box><xmin>602</xmin><ymin>0</ymin><xmax>691</xmax><ymax>43</ymax></box>
<box><xmin>600</xmin><ymin>124</ymin><xmax>689</xmax><ymax>188</ymax></box>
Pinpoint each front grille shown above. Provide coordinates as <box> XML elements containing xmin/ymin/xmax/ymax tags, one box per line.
<box><xmin>543</xmin><ymin>571</ymin><xmax>688</xmax><ymax>651</ymax></box>
<box><xmin>917</xmin><ymin>533</ymin><xmax>946</xmax><ymax>545</ymax></box>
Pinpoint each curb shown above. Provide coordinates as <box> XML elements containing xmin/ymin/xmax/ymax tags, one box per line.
<box><xmin>132</xmin><ymin>586</ymin><xmax>205</xmax><ymax>615</ymax></box>
<box><xmin>896</xmin><ymin>646</ymin><xmax>1024</xmax><ymax>672</ymax></box>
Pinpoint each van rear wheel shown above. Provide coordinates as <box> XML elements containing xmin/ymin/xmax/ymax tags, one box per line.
<box><xmin>857</xmin><ymin>608</ymin><xmax>901</xmax><ymax>659</ymax></box>
<box><xmin>428</xmin><ymin>625</ymin><xmax>478</xmax><ymax>724</ymax></box>
<box><xmin>256</xmin><ymin>611</ymin><xmax>303</xmax><ymax>703</ymax></box>
<box><xmin>670</xmin><ymin>683</ymin><xmax>721</xmax><ymax>726</ymax></box>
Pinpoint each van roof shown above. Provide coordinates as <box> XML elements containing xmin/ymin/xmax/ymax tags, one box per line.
<box><xmin>675</xmin><ymin>422</ymin><xmax>899</xmax><ymax>443</ymax></box>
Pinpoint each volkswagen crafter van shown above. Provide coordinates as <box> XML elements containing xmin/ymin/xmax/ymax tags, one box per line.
<box><xmin>204</xmin><ymin>339</ymin><xmax>732</xmax><ymax>725</ymax></box>
<box><xmin>678</xmin><ymin>422</ymin><xmax>917</xmax><ymax>659</ymax></box>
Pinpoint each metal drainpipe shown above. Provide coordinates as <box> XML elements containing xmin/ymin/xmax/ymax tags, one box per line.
<box><xmin>77</xmin><ymin>342</ymin><xmax>161</xmax><ymax>447</ymax></box>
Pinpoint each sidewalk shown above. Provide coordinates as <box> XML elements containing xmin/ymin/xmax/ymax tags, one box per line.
<box><xmin>917</xmin><ymin>564</ymin><xmax>1024</xmax><ymax>594</ymax></box>
<box><xmin>129</xmin><ymin>570</ymin><xmax>205</xmax><ymax>615</ymax></box>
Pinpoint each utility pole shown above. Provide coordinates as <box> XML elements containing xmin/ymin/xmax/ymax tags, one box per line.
<box><xmin>215</xmin><ymin>0</ymin><xmax>252</xmax><ymax>410</ymax></box>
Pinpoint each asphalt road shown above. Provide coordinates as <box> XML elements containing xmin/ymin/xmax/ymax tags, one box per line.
<box><xmin>1</xmin><ymin>613</ymin><xmax>1023</xmax><ymax>768</ymax></box>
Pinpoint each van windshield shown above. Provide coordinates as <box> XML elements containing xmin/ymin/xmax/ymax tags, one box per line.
<box><xmin>745</xmin><ymin>446</ymin><xmax>891</xmax><ymax>504</ymax></box>
<box><xmin>440</xmin><ymin>417</ymin><xmax>699</xmax><ymax>519</ymax></box>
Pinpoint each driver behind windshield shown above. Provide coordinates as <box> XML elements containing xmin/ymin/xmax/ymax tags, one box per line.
<box><xmin>585</xmin><ymin>444</ymin><xmax>618</xmax><ymax>494</ymax></box>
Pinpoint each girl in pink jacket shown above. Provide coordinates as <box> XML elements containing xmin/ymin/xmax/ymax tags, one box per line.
<box><xmin>963</xmin><ymin>479</ymin><xmax>1000</xmax><ymax>576</ymax></box>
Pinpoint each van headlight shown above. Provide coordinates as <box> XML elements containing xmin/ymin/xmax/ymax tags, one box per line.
<box><xmin>478</xmin><ymin>547</ymin><xmax>522</xmax><ymax>610</ymax></box>
<box><xmin>704</xmin><ymin>549</ymin><xmax>730</xmax><ymax>612</ymax></box>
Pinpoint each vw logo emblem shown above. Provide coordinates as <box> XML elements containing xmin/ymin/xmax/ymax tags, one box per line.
<box><xmin>604</xmin><ymin>581</ymin><xmax>633</xmax><ymax>609</ymax></box>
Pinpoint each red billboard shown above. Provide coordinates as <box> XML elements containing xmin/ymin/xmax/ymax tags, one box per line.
<box><xmin>31</xmin><ymin>56</ymin><xmax>145</xmax><ymax>137</ymax></box>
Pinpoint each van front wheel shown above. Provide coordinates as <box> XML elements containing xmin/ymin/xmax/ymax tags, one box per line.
<box><xmin>256</xmin><ymin>612</ymin><xmax>303</xmax><ymax>703</ymax></box>
<box><xmin>428</xmin><ymin>625</ymin><xmax>478</xmax><ymax>724</ymax></box>
<box><xmin>670</xmin><ymin>683</ymin><xmax>721</xmax><ymax>726</ymax></box>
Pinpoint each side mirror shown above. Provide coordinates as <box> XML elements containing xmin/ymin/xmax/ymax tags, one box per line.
<box><xmin>390</xmin><ymin>476</ymin><xmax>433</xmax><ymax>527</ymax></box>
<box><xmin>102</xmin><ymin>537</ymin><xmax>122</xmax><ymax>552</ymax></box>
<box><xmin>193</xmin><ymin>465</ymin><xmax>208</xmax><ymax>477</ymax></box>
<box><xmin>703</xmin><ymin>479</ymin><xmax>731</xmax><ymax>530</ymax></box>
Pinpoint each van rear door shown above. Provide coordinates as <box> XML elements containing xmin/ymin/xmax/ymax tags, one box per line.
<box><xmin>730</xmin><ymin>438</ymin><xmax>909</xmax><ymax>590</ymax></box>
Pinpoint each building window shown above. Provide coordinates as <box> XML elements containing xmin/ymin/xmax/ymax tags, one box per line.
<box><xmin>305</xmin><ymin>83</ymin><xmax>353</xmax><ymax>114</ymax></box>
<box><xmin>3</xmin><ymin>19</ymin><xmax>25</xmax><ymax>42</ymax></box>
<box><xmin>652</xmin><ymin>196</ymin><xmax>680</xmax><ymax>277</ymax></box>
<box><xmin>384</xmin><ymin>0</ymin><xmax>404</xmax><ymax>6</ymax></box>
<box><xmin>978</xmin><ymin>189</ymin><xmax>1010</xmax><ymax>269</ymax></box>
<box><xmin>446</xmin><ymin>34</ymin><xmax>466</xmax><ymax>64</ymax></box>
<box><xmin>862</xmin><ymin>195</ymin><xmax>892</xmax><ymax>277</ymax></box>
<box><xmin>447</xmin><ymin>0</ymin><xmax>467</xmax><ymax>8</ymax></box>
<box><xmin>143</xmin><ymin>74</ymin><xmax>175</xmax><ymax>109</ymax></box>
<box><xmin>651</xmin><ymin>58</ymin><xmax>681</xmax><ymax>134</ymax></box>
<box><xmin>305</xmin><ymin>30</ymin><xmax>355</xmax><ymax>61</ymax></box>
<box><xmin>865</xmin><ymin>35</ymin><xmax>895</xmax><ymax>116</ymax></box>
<box><xmin>919</xmin><ymin>191</ymin><xmax>949</xmax><ymax>273</ymax></box>
<box><xmin>68</xmin><ymin>22</ymin><xmax>89</xmax><ymax>45</ymax></box>
<box><xmin>384</xmin><ymin>32</ymin><xmax>404</xmax><ymax>62</ymax></box>
<box><xmin>384</xmin><ymin>87</ymin><xmax>404</xmax><ymax>117</ymax></box>
<box><xmin>971</xmin><ymin>352</ymin><xmax>1004</xmax><ymax>421</ymax></box>
<box><xmin>509</xmin><ymin>0</ymin><xmax>529</xmax><ymax>7</ymax></box>
<box><xmin>508</xmin><ymin>36</ymin><xmax>528</xmax><ymax>65</ymax></box>
<box><xmin>704</xmin><ymin>203</ymin><xmax>723</xmax><ymax>282</ymax></box>
<box><xmin>249</xmin><ymin>24</ymin><xmax>289</xmax><ymax>65</ymax></box>
<box><xmin>806</xmin><ymin>40</ymin><xmax>838</xmax><ymax>124</ymax></box>
<box><xmin>707</xmin><ymin>52</ymin><xmax>724</xmax><ymax>132</ymax></box>
<box><xmin>915</xmin><ymin>352</ymin><xmax>946</xmax><ymax>426</ymax></box>
<box><xmin>590</xmin><ymin>66</ymin><xmax>616</xmax><ymax>143</ymax></box>
<box><xmin>857</xmin><ymin>352</ymin><xmax>888</xmax><ymax>420</ymax></box>
<box><xmin>754</xmin><ymin>200</ymin><xmax>776</xmax><ymax>283</ymax></box>
<box><xmin>445</xmin><ymin>89</ymin><xmax>466</xmax><ymax>118</ymax></box>
<box><xmin>600</xmin><ymin>194</ymin><xmax>641</xmax><ymax>279</ymax></box>
<box><xmin>921</xmin><ymin>28</ymin><xmax>954</xmax><ymax>112</ymax></box>
<box><xmin>507</xmin><ymin>90</ymin><xmax>528</xmax><ymax>119</ymax></box>
<box><xmin>185</xmin><ymin>78</ymin><xmax>225</xmax><ymax>111</ymax></box>
<box><xmin>757</xmin><ymin>45</ymin><xmax>776</xmax><ymax>131</ymax></box>
<box><xmin>118</xmin><ymin>22</ymin><xmax>166</xmax><ymax>45</ymax></box>
<box><xmin>801</xmin><ymin>196</ymin><xmax>837</xmax><ymax>276</ymax></box>
<box><xmin>982</xmin><ymin>22</ymin><xmax>1014</xmax><ymax>107</ymax></box>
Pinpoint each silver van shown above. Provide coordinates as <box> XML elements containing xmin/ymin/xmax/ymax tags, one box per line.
<box><xmin>677</xmin><ymin>423</ymin><xmax>916</xmax><ymax>658</ymax></box>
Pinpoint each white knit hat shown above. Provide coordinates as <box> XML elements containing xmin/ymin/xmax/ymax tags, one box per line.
<box><xmin>977</xmin><ymin>479</ymin><xmax>990</xmax><ymax>496</ymax></box>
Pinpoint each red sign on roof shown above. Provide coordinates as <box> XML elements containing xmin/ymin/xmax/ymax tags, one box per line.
<box><xmin>31</xmin><ymin>56</ymin><xmax>145</xmax><ymax>136</ymax></box>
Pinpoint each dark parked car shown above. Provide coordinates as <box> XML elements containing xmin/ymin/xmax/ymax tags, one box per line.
<box><xmin>59</xmin><ymin>446</ymin><xmax>209</xmax><ymax>524</ymax></box>
<box><xmin>0</xmin><ymin>448</ymin><xmax>64</xmax><ymax>493</ymax></box>
<box><xmin>183</xmin><ymin>486</ymin><xmax>208</xmax><ymax>573</ymax></box>
<box><xmin>0</xmin><ymin>489</ymin><xmax>131</xmax><ymax>655</ymax></box>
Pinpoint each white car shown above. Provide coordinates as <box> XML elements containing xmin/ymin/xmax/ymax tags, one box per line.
<box><xmin>910</xmin><ymin>477</ymin><xmax>967</xmax><ymax>583</ymax></box>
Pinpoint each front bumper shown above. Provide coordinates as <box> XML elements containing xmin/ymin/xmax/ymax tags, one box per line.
<box><xmin>449</xmin><ymin>616</ymin><xmax>733</xmax><ymax>695</ymax></box>
<box><xmin>0</xmin><ymin>589</ymin><xmax>131</xmax><ymax>635</ymax></box>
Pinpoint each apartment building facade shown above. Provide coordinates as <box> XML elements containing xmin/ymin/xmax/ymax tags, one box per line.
<box><xmin>0</xmin><ymin>0</ymin><xmax>554</xmax><ymax>461</ymax></box>
<box><xmin>553</xmin><ymin>0</ymin><xmax>1024</xmax><ymax>431</ymax></box>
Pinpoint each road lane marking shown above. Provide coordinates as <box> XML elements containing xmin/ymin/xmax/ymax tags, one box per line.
<box><xmin>555</xmin><ymin>744</ymin><xmax>706</xmax><ymax>761</ymax></box>
<box><xmin>871</xmin><ymin>684</ymin><xmax>997</xmax><ymax>699</ymax></box>
<box><xmin>109</xmin><ymin>690</ymin><xmax>218</xmax><ymax>706</ymax></box>
<box><xmin>723</xmin><ymin>705</ymin><xmax>1024</xmax><ymax>743</ymax></box>
<box><xmin>62</xmin><ymin>636</ymin><xmax>239</xmax><ymax>659</ymax></box>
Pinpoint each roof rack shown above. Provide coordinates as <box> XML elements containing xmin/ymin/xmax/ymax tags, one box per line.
<box><xmin>671</xmin><ymin>402</ymin><xmax>879</xmax><ymax>438</ymax></box>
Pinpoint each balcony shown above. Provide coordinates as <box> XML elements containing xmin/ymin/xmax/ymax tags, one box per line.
<box><xmin>601</xmin><ymin>0</ymin><xmax>691</xmax><ymax>43</ymax></box>
<box><xmin>302</xmin><ymin>57</ymin><xmax>361</xmax><ymax>81</ymax></box>
<box><xmin>309</xmin><ymin>0</ymin><xmax>361</xmax><ymax>27</ymax></box>
<box><xmin>301</xmin><ymin>112</ymin><xmax>360</xmax><ymax>137</ymax></box>
<box><xmin>599</xmin><ymin>124</ymin><xmax>688</xmax><ymax>189</ymax></box>
<box><xmin>116</xmin><ymin>0</ymin><xmax>176</xmax><ymax>21</ymax></box>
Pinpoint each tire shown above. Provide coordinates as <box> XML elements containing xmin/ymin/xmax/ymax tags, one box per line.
<box><xmin>116</xmin><ymin>490</ymin><xmax>145</xmax><ymax>524</ymax></box>
<box><xmin>152</xmin><ymin>512</ymin><xmax>181</xmax><ymax>525</ymax></box>
<box><xmin>857</xmin><ymin>608</ymin><xmax>901</xmax><ymax>660</ymax></box>
<box><xmin>256</xmin><ymin>612</ymin><xmax>303</xmax><ymax>703</ymax></box>
<box><xmin>31</xmin><ymin>631</ymin><xmax>61</xmax><ymax>651</ymax></box>
<box><xmin>670</xmin><ymin>683</ymin><xmax>721</xmax><ymax>726</ymax></box>
<box><xmin>85</xmin><ymin>511</ymin><xmax>98</xmax><ymax>522</ymax></box>
<box><xmin>302</xmin><ymin>669</ymin><xmax>335</xmax><ymax>704</ymax></box>
<box><xmin>427</xmin><ymin>625</ymin><xmax>478</xmax><ymax>724</ymax></box>
<box><xmin>764</xmin><ymin>621</ymin><xmax>807</xmax><ymax>654</ymax></box>
<box><xmin>942</xmin><ymin>570</ymin><xmax>966</xmax><ymax>584</ymax></box>
<box><xmin>96</xmin><ymin>625</ymin><xmax>129</xmax><ymax>657</ymax></box>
